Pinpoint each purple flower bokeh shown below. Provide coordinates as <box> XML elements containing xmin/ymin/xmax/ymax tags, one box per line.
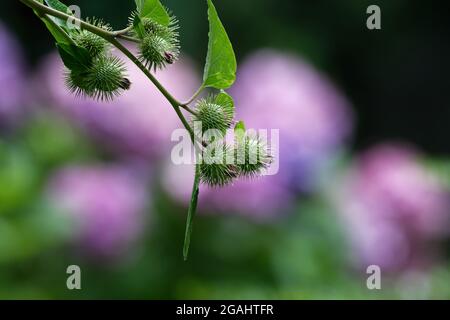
<box><xmin>36</xmin><ymin>46</ymin><xmax>201</xmax><ymax>160</ymax></box>
<box><xmin>163</xmin><ymin>50</ymin><xmax>354</xmax><ymax>218</ymax></box>
<box><xmin>232</xmin><ymin>50</ymin><xmax>353</xmax><ymax>192</ymax></box>
<box><xmin>0</xmin><ymin>22</ymin><xmax>28</xmax><ymax>128</ymax></box>
<box><xmin>48</xmin><ymin>165</ymin><xmax>148</xmax><ymax>258</ymax></box>
<box><xmin>334</xmin><ymin>144</ymin><xmax>450</xmax><ymax>272</ymax></box>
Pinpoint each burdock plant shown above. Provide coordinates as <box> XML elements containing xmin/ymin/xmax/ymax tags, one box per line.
<box><xmin>20</xmin><ymin>0</ymin><xmax>271</xmax><ymax>260</ymax></box>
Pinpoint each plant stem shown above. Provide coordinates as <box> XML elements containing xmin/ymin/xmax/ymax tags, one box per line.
<box><xmin>21</xmin><ymin>0</ymin><xmax>204</xmax><ymax>261</ymax></box>
<box><xmin>114</xmin><ymin>26</ymin><xmax>139</xmax><ymax>42</ymax></box>
<box><xmin>182</xmin><ymin>85</ymin><xmax>205</xmax><ymax>105</ymax></box>
<box><xmin>110</xmin><ymin>39</ymin><xmax>177</xmax><ymax>104</ymax></box>
<box><xmin>183</xmin><ymin>164</ymin><xmax>201</xmax><ymax>261</ymax></box>
<box><xmin>112</xmin><ymin>25</ymin><xmax>133</xmax><ymax>36</ymax></box>
<box><xmin>20</xmin><ymin>0</ymin><xmax>113</xmax><ymax>39</ymax></box>
<box><xmin>180</xmin><ymin>105</ymin><xmax>199</xmax><ymax>116</ymax></box>
<box><xmin>117</xmin><ymin>35</ymin><xmax>140</xmax><ymax>43</ymax></box>
<box><xmin>109</xmin><ymin>38</ymin><xmax>197</xmax><ymax>141</ymax></box>
<box><xmin>20</xmin><ymin>0</ymin><xmax>195</xmax><ymax>134</ymax></box>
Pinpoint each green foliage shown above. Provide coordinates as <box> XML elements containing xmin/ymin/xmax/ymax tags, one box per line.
<box><xmin>0</xmin><ymin>145</ymin><xmax>37</xmax><ymax>214</ymax></box>
<box><xmin>39</xmin><ymin>15</ymin><xmax>71</xmax><ymax>44</ymax></box>
<box><xmin>45</xmin><ymin>0</ymin><xmax>68</xmax><ymax>14</ymax></box>
<box><xmin>183</xmin><ymin>164</ymin><xmax>201</xmax><ymax>261</ymax></box>
<box><xmin>56</xmin><ymin>43</ymin><xmax>92</xmax><ymax>70</ymax></box>
<box><xmin>203</xmin><ymin>0</ymin><xmax>237</xmax><ymax>89</ymax></box>
<box><xmin>44</xmin><ymin>0</ymin><xmax>71</xmax><ymax>30</ymax></box>
<box><xmin>33</xmin><ymin>0</ymin><xmax>73</xmax><ymax>46</ymax></box>
<box><xmin>234</xmin><ymin>121</ymin><xmax>246</xmax><ymax>133</ymax></box>
<box><xmin>135</xmin><ymin>0</ymin><xmax>170</xmax><ymax>26</ymax></box>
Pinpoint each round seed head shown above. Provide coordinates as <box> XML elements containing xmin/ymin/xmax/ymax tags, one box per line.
<box><xmin>137</xmin><ymin>17</ymin><xmax>180</xmax><ymax>70</ymax></box>
<box><xmin>200</xmin><ymin>162</ymin><xmax>237</xmax><ymax>187</ymax></box>
<box><xmin>65</xmin><ymin>55</ymin><xmax>130</xmax><ymax>101</ymax></box>
<box><xmin>73</xmin><ymin>30</ymin><xmax>108</xmax><ymax>58</ymax></box>
<box><xmin>193</xmin><ymin>96</ymin><xmax>234</xmax><ymax>135</ymax></box>
<box><xmin>65</xmin><ymin>69</ymin><xmax>94</xmax><ymax>98</ymax></box>
<box><xmin>235</xmin><ymin>135</ymin><xmax>272</xmax><ymax>178</ymax></box>
<box><xmin>140</xmin><ymin>34</ymin><xmax>174</xmax><ymax>70</ymax></box>
<box><xmin>200</xmin><ymin>142</ymin><xmax>237</xmax><ymax>187</ymax></box>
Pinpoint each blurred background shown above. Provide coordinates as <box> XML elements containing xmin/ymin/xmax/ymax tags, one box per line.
<box><xmin>0</xmin><ymin>0</ymin><xmax>449</xmax><ymax>299</ymax></box>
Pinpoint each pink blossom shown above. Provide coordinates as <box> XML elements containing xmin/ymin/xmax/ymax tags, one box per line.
<box><xmin>0</xmin><ymin>22</ymin><xmax>28</xmax><ymax>127</ymax></box>
<box><xmin>48</xmin><ymin>165</ymin><xmax>149</xmax><ymax>258</ymax></box>
<box><xmin>335</xmin><ymin>144</ymin><xmax>450</xmax><ymax>272</ymax></box>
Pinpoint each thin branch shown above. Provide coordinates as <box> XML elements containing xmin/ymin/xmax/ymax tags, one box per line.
<box><xmin>117</xmin><ymin>34</ymin><xmax>140</xmax><ymax>43</ymax></box>
<box><xmin>112</xmin><ymin>25</ymin><xmax>133</xmax><ymax>36</ymax></box>
<box><xmin>20</xmin><ymin>0</ymin><xmax>114</xmax><ymax>39</ymax></box>
<box><xmin>110</xmin><ymin>39</ymin><xmax>194</xmax><ymax>135</ymax></box>
<box><xmin>182</xmin><ymin>85</ymin><xmax>205</xmax><ymax>106</ymax></box>
<box><xmin>180</xmin><ymin>105</ymin><xmax>199</xmax><ymax>116</ymax></box>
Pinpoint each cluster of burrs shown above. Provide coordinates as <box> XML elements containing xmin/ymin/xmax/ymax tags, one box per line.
<box><xmin>65</xmin><ymin>19</ymin><xmax>131</xmax><ymax>101</ymax></box>
<box><xmin>192</xmin><ymin>95</ymin><xmax>272</xmax><ymax>187</ymax></box>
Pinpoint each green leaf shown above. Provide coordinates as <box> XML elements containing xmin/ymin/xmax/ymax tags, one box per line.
<box><xmin>183</xmin><ymin>165</ymin><xmax>201</xmax><ymax>261</ymax></box>
<box><xmin>234</xmin><ymin>120</ymin><xmax>246</xmax><ymax>142</ymax></box>
<box><xmin>135</xmin><ymin>0</ymin><xmax>170</xmax><ymax>26</ymax></box>
<box><xmin>56</xmin><ymin>43</ymin><xmax>92</xmax><ymax>71</ymax></box>
<box><xmin>44</xmin><ymin>0</ymin><xmax>72</xmax><ymax>29</ymax></box>
<box><xmin>215</xmin><ymin>90</ymin><xmax>235</xmax><ymax>117</ymax></box>
<box><xmin>45</xmin><ymin>0</ymin><xmax>68</xmax><ymax>13</ymax></box>
<box><xmin>32</xmin><ymin>1</ymin><xmax>72</xmax><ymax>44</ymax></box>
<box><xmin>40</xmin><ymin>15</ymin><xmax>72</xmax><ymax>44</ymax></box>
<box><xmin>215</xmin><ymin>90</ymin><xmax>234</xmax><ymax>107</ymax></box>
<box><xmin>132</xmin><ymin>14</ymin><xmax>145</xmax><ymax>39</ymax></box>
<box><xmin>234</xmin><ymin>120</ymin><xmax>246</xmax><ymax>132</ymax></box>
<box><xmin>202</xmin><ymin>0</ymin><xmax>237</xmax><ymax>89</ymax></box>
<box><xmin>135</xmin><ymin>0</ymin><xmax>144</xmax><ymax>11</ymax></box>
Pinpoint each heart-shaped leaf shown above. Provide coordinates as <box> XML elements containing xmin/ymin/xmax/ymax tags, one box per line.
<box><xmin>202</xmin><ymin>0</ymin><xmax>237</xmax><ymax>89</ymax></box>
<box><xmin>215</xmin><ymin>90</ymin><xmax>235</xmax><ymax>116</ymax></box>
